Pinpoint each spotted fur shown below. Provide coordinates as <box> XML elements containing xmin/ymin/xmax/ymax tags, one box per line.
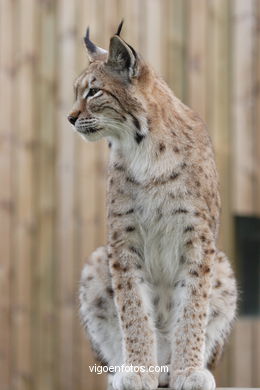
<box><xmin>69</xmin><ymin>25</ymin><xmax>237</xmax><ymax>390</ymax></box>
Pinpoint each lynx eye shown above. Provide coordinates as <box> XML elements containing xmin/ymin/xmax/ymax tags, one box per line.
<box><xmin>85</xmin><ymin>88</ymin><xmax>101</xmax><ymax>99</ymax></box>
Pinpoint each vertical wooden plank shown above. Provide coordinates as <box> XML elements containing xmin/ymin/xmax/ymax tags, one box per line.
<box><xmin>12</xmin><ymin>0</ymin><xmax>36</xmax><ymax>389</ymax></box>
<box><xmin>252</xmin><ymin>319</ymin><xmax>260</xmax><ymax>387</ymax></box>
<box><xmin>214</xmin><ymin>337</ymin><xmax>234</xmax><ymax>387</ymax></box>
<box><xmin>120</xmin><ymin>0</ymin><xmax>141</xmax><ymax>51</ymax></box>
<box><xmin>232</xmin><ymin>318</ymin><xmax>253</xmax><ymax>387</ymax></box>
<box><xmin>103</xmin><ymin>0</ymin><xmax>120</xmax><ymax>40</ymax></box>
<box><xmin>206</xmin><ymin>3</ymin><xmax>234</xmax><ymax>386</ymax></box>
<box><xmin>138</xmin><ymin>0</ymin><xmax>148</xmax><ymax>56</ymax></box>
<box><xmin>0</xmin><ymin>1</ymin><xmax>14</xmax><ymax>389</ymax></box>
<box><xmin>159</xmin><ymin>0</ymin><xmax>171</xmax><ymax>82</ymax></box>
<box><xmin>207</xmin><ymin>0</ymin><xmax>233</xmax><ymax>258</ymax></box>
<box><xmin>232</xmin><ymin>0</ymin><xmax>256</xmax><ymax>215</ymax></box>
<box><xmin>33</xmin><ymin>1</ymin><xmax>57</xmax><ymax>389</ymax></box>
<box><xmin>145</xmin><ymin>0</ymin><xmax>163</xmax><ymax>75</ymax></box>
<box><xmin>254</xmin><ymin>0</ymin><xmax>260</xmax><ymax>215</ymax></box>
<box><xmin>56</xmin><ymin>1</ymin><xmax>77</xmax><ymax>389</ymax></box>
<box><xmin>186</xmin><ymin>0</ymin><xmax>207</xmax><ymax>121</ymax></box>
<box><xmin>166</xmin><ymin>0</ymin><xmax>187</xmax><ymax>101</ymax></box>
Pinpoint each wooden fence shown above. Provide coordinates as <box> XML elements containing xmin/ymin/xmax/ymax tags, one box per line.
<box><xmin>0</xmin><ymin>0</ymin><xmax>259</xmax><ymax>389</ymax></box>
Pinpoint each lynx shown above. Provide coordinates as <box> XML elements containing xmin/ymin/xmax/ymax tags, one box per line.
<box><xmin>68</xmin><ymin>22</ymin><xmax>237</xmax><ymax>390</ymax></box>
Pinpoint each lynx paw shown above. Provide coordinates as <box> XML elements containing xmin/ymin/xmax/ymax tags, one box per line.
<box><xmin>113</xmin><ymin>371</ymin><xmax>158</xmax><ymax>390</ymax></box>
<box><xmin>170</xmin><ymin>368</ymin><xmax>216</xmax><ymax>390</ymax></box>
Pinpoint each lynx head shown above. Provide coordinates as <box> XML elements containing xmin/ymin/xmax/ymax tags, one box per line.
<box><xmin>68</xmin><ymin>21</ymin><xmax>157</xmax><ymax>144</ymax></box>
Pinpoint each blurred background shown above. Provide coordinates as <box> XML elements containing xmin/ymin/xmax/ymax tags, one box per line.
<box><xmin>0</xmin><ymin>0</ymin><xmax>260</xmax><ymax>389</ymax></box>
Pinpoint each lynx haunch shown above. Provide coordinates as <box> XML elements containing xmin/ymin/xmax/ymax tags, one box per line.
<box><xmin>68</xmin><ymin>22</ymin><xmax>237</xmax><ymax>390</ymax></box>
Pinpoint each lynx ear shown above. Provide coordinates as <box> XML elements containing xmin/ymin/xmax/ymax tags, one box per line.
<box><xmin>106</xmin><ymin>35</ymin><xmax>139</xmax><ymax>79</ymax></box>
<box><xmin>84</xmin><ymin>27</ymin><xmax>108</xmax><ymax>62</ymax></box>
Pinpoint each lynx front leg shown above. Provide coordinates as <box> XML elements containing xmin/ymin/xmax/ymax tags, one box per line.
<box><xmin>109</xmin><ymin>241</ymin><xmax>158</xmax><ymax>390</ymax></box>
<box><xmin>170</xmin><ymin>228</ymin><xmax>216</xmax><ymax>390</ymax></box>
<box><xmin>107</xmin><ymin>163</ymin><xmax>159</xmax><ymax>390</ymax></box>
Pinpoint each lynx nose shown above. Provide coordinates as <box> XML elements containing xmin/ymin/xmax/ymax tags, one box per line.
<box><xmin>68</xmin><ymin>115</ymin><xmax>77</xmax><ymax>125</ymax></box>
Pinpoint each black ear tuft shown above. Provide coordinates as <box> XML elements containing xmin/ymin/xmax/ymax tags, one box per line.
<box><xmin>83</xmin><ymin>27</ymin><xmax>108</xmax><ymax>61</ymax></box>
<box><xmin>115</xmin><ymin>20</ymin><xmax>124</xmax><ymax>36</ymax></box>
<box><xmin>84</xmin><ymin>27</ymin><xmax>96</xmax><ymax>53</ymax></box>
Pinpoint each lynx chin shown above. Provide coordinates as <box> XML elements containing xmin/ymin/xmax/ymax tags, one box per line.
<box><xmin>68</xmin><ymin>21</ymin><xmax>237</xmax><ymax>390</ymax></box>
